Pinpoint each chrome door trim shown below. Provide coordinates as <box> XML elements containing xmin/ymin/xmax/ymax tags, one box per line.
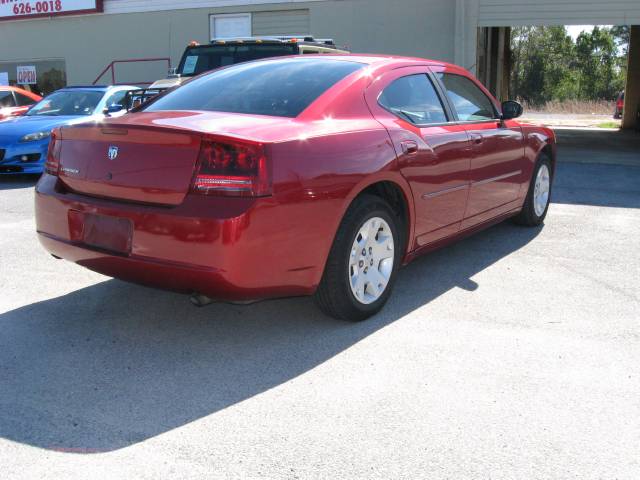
<box><xmin>422</xmin><ymin>183</ymin><xmax>468</xmax><ymax>199</ymax></box>
<box><xmin>471</xmin><ymin>170</ymin><xmax>522</xmax><ymax>188</ymax></box>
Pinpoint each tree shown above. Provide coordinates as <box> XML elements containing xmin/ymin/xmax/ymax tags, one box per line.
<box><xmin>611</xmin><ymin>25</ymin><xmax>630</xmax><ymax>55</ymax></box>
<box><xmin>510</xmin><ymin>25</ymin><xmax>628</xmax><ymax>106</ymax></box>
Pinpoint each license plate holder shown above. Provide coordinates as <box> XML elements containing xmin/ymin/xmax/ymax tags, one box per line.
<box><xmin>81</xmin><ymin>213</ymin><xmax>133</xmax><ymax>255</ymax></box>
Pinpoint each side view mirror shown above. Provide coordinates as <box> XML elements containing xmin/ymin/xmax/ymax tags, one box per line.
<box><xmin>103</xmin><ymin>104</ymin><xmax>125</xmax><ymax>116</ymax></box>
<box><xmin>501</xmin><ymin>100</ymin><xmax>523</xmax><ymax>120</ymax></box>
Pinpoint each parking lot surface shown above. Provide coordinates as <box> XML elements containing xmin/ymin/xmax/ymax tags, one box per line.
<box><xmin>1</xmin><ymin>131</ymin><xmax>639</xmax><ymax>479</ymax></box>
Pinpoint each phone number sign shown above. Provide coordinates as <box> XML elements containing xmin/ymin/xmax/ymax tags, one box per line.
<box><xmin>0</xmin><ymin>0</ymin><xmax>103</xmax><ymax>21</ymax></box>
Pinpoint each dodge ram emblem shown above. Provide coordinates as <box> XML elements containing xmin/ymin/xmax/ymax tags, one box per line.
<box><xmin>108</xmin><ymin>146</ymin><xmax>119</xmax><ymax>161</ymax></box>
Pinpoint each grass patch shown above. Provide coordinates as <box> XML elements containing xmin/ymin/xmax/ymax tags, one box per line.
<box><xmin>520</xmin><ymin>99</ymin><xmax>615</xmax><ymax>115</ymax></box>
<box><xmin>596</xmin><ymin>122</ymin><xmax>621</xmax><ymax>129</ymax></box>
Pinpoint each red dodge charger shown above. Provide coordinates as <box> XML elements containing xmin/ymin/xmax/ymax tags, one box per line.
<box><xmin>35</xmin><ymin>55</ymin><xmax>555</xmax><ymax>321</ymax></box>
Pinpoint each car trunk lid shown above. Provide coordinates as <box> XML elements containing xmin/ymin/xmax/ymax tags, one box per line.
<box><xmin>57</xmin><ymin>121</ymin><xmax>202</xmax><ymax>206</ymax></box>
<box><xmin>55</xmin><ymin>111</ymin><xmax>305</xmax><ymax>205</ymax></box>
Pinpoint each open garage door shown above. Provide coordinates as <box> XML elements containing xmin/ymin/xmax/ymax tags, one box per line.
<box><xmin>478</xmin><ymin>0</ymin><xmax>640</xmax><ymax>27</ymax></box>
<box><xmin>474</xmin><ymin>0</ymin><xmax>640</xmax><ymax>130</ymax></box>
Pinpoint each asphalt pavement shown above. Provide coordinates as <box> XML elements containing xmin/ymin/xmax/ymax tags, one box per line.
<box><xmin>0</xmin><ymin>130</ymin><xmax>639</xmax><ymax>479</ymax></box>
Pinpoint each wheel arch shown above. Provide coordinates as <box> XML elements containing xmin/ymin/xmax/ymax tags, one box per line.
<box><xmin>313</xmin><ymin>174</ymin><xmax>416</xmax><ymax>318</ymax></box>
<box><xmin>540</xmin><ymin>142</ymin><xmax>556</xmax><ymax>176</ymax></box>
<box><xmin>341</xmin><ymin>174</ymin><xmax>415</xmax><ymax>262</ymax></box>
<box><xmin>524</xmin><ymin>126</ymin><xmax>557</xmax><ymax>176</ymax></box>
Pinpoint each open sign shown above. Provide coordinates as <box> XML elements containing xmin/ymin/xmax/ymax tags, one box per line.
<box><xmin>17</xmin><ymin>66</ymin><xmax>37</xmax><ymax>85</ymax></box>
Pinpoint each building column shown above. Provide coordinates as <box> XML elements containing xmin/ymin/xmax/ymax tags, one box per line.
<box><xmin>455</xmin><ymin>0</ymin><xmax>480</xmax><ymax>73</ymax></box>
<box><xmin>622</xmin><ymin>25</ymin><xmax>640</xmax><ymax>130</ymax></box>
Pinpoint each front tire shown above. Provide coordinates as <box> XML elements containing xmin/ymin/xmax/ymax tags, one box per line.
<box><xmin>315</xmin><ymin>194</ymin><xmax>402</xmax><ymax>322</ymax></box>
<box><xmin>513</xmin><ymin>155</ymin><xmax>552</xmax><ymax>226</ymax></box>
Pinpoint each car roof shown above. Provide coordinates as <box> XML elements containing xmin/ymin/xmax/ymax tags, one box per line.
<box><xmin>224</xmin><ymin>54</ymin><xmax>465</xmax><ymax>74</ymax></box>
<box><xmin>60</xmin><ymin>85</ymin><xmax>139</xmax><ymax>91</ymax></box>
<box><xmin>0</xmin><ymin>85</ymin><xmax>33</xmax><ymax>91</ymax></box>
<box><xmin>0</xmin><ymin>85</ymin><xmax>42</xmax><ymax>98</ymax></box>
<box><xmin>307</xmin><ymin>54</ymin><xmax>460</xmax><ymax>69</ymax></box>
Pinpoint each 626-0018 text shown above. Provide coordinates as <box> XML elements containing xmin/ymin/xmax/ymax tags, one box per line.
<box><xmin>12</xmin><ymin>1</ymin><xmax>63</xmax><ymax>15</ymax></box>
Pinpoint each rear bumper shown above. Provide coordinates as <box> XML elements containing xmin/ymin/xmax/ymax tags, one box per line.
<box><xmin>35</xmin><ymin>174</ymin><xmax>320</xmax><ymax>301</ymax></box>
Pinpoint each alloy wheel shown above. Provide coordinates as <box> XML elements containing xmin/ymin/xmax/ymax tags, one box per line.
<box><xmin>348</xmin><ymin>217</ymin><xmax>395</xmax><ymax>305</ymax></box>
<box><xmin>533</xmin><ymin>164</ymin><xmax>551</xmax><ymax>217</ymax></box>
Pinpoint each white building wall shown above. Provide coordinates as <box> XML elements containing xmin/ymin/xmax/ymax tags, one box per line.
<box><xmin>0</xmin><ymin>0</ymin><xmax>459</xmax><ymax>87</ymax></box>
<box><xmin>1</xmin><ymin>0</ymin><xmax>637</xmax><ymax>90</ymax></box>
<box><xmin>104</xmin><ymin>0</ymin><xmax>324</xmax><ymax>14</ymax></box>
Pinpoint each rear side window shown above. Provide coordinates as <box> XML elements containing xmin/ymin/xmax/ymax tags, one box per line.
<box><xmin>0</xmin><ymin>91</ymin><xmax>15</xmax><ymax>108</ymax></box>
<box><xmin>15</xmin><ymin>93</ymin><xmax>37</xmax><ymax>107</ymax></box>
<box><xmin>437</xmin><ymin>73</ymin><xmax>497</xmax><ymax>121</ymax></box>
<box><xmin>146</xmin><ymin>58</ymin><xmax>364</xmax><ymax>118</ymax></box>
<box><xmin>379</xmin><ymin>74</ymin><xmax>447</xmax><ymax>125</ymax></box>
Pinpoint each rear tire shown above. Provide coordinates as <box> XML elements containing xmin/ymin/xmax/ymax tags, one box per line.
<box><xmin>513</xmin><ymin>155</ymin><xmax>552</xmax><ymax>227</ymax></box>
<box><xmin>315</xmin><ymin>194</ymin><xmax>402</xmax><ymax>322</ymax></box>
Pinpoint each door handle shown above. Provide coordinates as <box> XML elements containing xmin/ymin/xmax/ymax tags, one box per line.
<box><xmin>400</xmin><ymin>140</ymin><xmax>418</xmax><ymax>155</ymax></box>
<box><xmin>470</xmin><ymin>133</ymin><xmax>484</xmax><ymax>145</ymax></box>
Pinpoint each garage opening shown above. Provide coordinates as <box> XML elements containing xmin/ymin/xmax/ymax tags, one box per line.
<box><xmin>476</xmin><ymin>25</ymin><xmax>639</xmax><ymax>132</ymax></box>
<box><xmin>474</xmin><ymin>22</ymin><xmax>639</xmax><ymax>209</ymax></box>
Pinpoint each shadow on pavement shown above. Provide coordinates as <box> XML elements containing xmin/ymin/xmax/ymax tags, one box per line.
<box><xmin>556</xmin><ymin>128</ymin><xmax>640</xmax><ymax>167</ymax></box>
<box><xmin>0</xmin><ymin>222</ymin><xmax>541</xmax><ymax>453</ymax></box>
<box><xmin>552</xmin><ymin>162</ymin><xmax>640</xmax><ymax>209</ymax></box>
<box><xmin>0</xmin><ymin>175</ymin><xmax>39</xmax><ymax>191</ymax></box>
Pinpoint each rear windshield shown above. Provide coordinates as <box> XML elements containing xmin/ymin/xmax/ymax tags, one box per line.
<box><xmin>145</xmin><ymin>58</ymin><xmax>363</xmax><ymax>118</ymax></box>
<box><xmin>178</xmin><ymin>44</ymin><xmax>298</xmax><ymax>76</ymax></box>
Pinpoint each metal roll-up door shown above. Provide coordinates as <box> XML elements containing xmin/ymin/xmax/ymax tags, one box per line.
<box><xmin>478</xmin><ymin>0</ymin><xmax>640</xmax><ymax>26</ymax></box>
<box><xmin>252</xmin><ymin>9</ymin><xmax>311</xmax><ymax>36</ymax></box>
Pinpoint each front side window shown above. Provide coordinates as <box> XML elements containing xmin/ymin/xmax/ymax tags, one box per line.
<box><xmin>15</xmin><ymin>93</ymin><xmax>38</xmax><ymax>107</ymax></box>
<box><xmin>27</xmin><ymin>90</ymin><xmax>103</xmax><ymax>116</ymax></box>
<box><xmin>437</xmin><ymin>73</ymin><xmax>497</xmax><ymax>122</ymax></box>
<box><xmin>379</xmin><ymin>74</ymin><xmax>448</xmax><ymax>125</ymax></box>
<box><xmin>0</xmin><ymin>91</ymin><xmax>16</xmax><ymax>108</ymax></box>
<box><xmin>146</xmin><ymin>58</ymin><xmax>364</xmax><ymax>118</ymax></box>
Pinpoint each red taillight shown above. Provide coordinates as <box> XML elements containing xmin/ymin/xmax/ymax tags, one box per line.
<box><xmin>191</xmin><ymin>138</ymin><xmax>271</xmax><ymax>197</ymax></box>
<box><xmin>45</xmin><ymin>127</ymin><xmax>62</xmax><ymax>176</ymax></box>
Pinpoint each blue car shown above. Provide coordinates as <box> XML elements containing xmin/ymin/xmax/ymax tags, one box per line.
<box><xmin>0</xmin><ymin>85</ymin><xmax>139</xmax><ymax>175</ymax></box>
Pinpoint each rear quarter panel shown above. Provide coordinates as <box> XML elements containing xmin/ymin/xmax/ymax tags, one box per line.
<box><xmin>268</xmin><ymin>124</ymin><xmax>412</xmax><ymax>286</ymax></box>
